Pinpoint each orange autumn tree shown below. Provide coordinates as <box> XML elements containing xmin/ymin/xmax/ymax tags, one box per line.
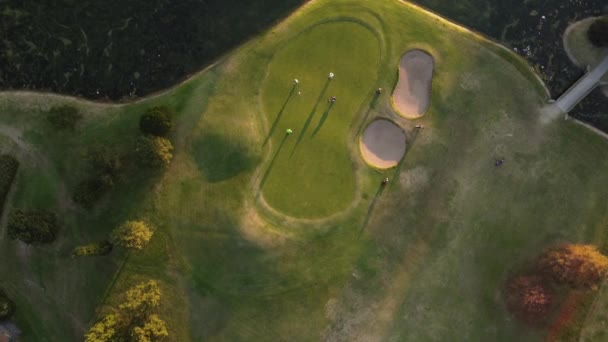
<box><xmin>505</xmin><ymin>276</ymin><xmax>553</xmax><ymax>323</ymax></box>
<box><xmin>539</xmin><ymin>244</ymin><xmax>608</xmax><ymax>288</ymax></box>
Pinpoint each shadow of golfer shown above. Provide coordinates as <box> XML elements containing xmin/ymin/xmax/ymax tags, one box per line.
<box><xmin>290</xmin><ymin>79</ymin><xmax>331</xmax><ymax>157</ymax></box>
<box><xmin>263</xmin><ymin>84</ymin><xmax>297</xmax><ymax>146</ymax></box>
<box><xmin>359</xmin><ymin>182</ymin><xmax>387</xmax><ymax>235</ymax></box>
<box><xmin>311</xmin><ymin>102</ymin><xmax>335</xmax><ymax>137</ymax></box>
<box><xmin>357</xmin><ymin>91</ymin><xmax>381</xmax><ymax>135</ymax></box>
<box><xmin>385</xmin><ymin>127</ymin><xmax>421</xmax><ymax>190</ymax></box>
<box><xmin>259</xmin><ymin>134</ymin><xmax>289</xmax><ymax>192</ymax></box>
<box><xmin>359</xmin><ymin>127</ymin><xmax>422</xmax><ymax>234</ymax></box>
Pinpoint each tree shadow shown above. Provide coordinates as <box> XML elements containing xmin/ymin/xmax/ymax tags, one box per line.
<box><xmin>290</xmin><ymin>79</ymin><xmax>331</xmax><ymax>157</ymax></box>
<box><xmin>311</xmin><ymin>102</ymin><xmax>335</xmax><ymax>137</ymax></box>
<box><xmin>263</xmin><ymin>84</ymin><xmax>296</xmax><ymax>146</ymax></box>
<box><xmin>359</xmin><ymin>182</ymin><xmax>387</xmax><ymax>235</ymax></box>
<box><xmin>258</xmin><ymin>134</ymin><xmax>289</xmax><ymax>193</ymax></box>
<box><xmin>193</xmin><ymin>133</ymin><xmax>258</xmax><ymax>183</ymax></box>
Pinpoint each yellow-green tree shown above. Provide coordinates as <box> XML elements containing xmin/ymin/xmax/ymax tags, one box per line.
<box><xmin>119</xmin><ymin>280</ymin><xmax>161</xmax><ymax>316</ymax></box>
<box><xmin>131</xmin><ymin>314</ymin><xmax>169</xmax><ymax>342</ymax></box>
<box><xmin>85</xmin><ymin>280</ymin><xmax>168</xmax><ymax>341</ymax></box>
<box><xmin>112</xmin><ymin>221</ymin><xmax>153</xmax><ymax>250</ymax></box>
<box><xmin>136</xmin><ymin>136</ymin><xmax>174</xmax><ymax>167</ymax></box>
<box><xmin>84</xmin><ymin>313</ymin><xmax>121</xmax><ymax>342</ymax></box>
<box><xmin>540</xmin><ymin>244</ymin><xmax>608</xmax><ymax>288</ymax></box>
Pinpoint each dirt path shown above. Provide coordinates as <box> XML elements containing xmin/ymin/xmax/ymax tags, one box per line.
<box><xmin>392</xmin><ymin>49</ymin><xmax>434</xmax><ymax>118</ymax></box>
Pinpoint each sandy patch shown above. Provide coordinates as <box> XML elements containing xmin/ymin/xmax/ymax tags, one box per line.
<box><xmin>360</xmin><ymin>119</ymin><xmax>406</xmax><ymax>169</ymax></box>
<box><xmin>392</xmin><ymin>49</ymin><xmax>434</xmax><ymax>118</ymax></box>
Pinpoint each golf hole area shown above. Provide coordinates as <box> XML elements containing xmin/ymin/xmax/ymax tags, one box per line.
<box><xmin>360</xmin><ymin>119</ymin><xmax>406</xmax><ymax>169</ymax></box>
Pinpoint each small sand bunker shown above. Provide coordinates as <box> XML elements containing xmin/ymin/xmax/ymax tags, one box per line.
<box><xmin>360</xmin><ymin>119</ymin><xmax>406</xmax><ymax>169</ymax></box>
<box><xmin>392</xmin><ymin>49</ymin><xmax>434</xmax><ymax>118</ymax></box>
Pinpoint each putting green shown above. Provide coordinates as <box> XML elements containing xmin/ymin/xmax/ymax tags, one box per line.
<box><xmin>260</xmin><ymin>21</ymin><xmax>380</xmax><ymax>219</ymax></box>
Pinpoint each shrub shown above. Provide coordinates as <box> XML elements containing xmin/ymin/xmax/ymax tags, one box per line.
<box><xmin>0</xmin><ymin>155</ymin><xmax>19</xmax><ymax>214</ymax></box>
<box><xmin>86</xmin><ymin>146</ymin><xmax>123</xmax><ymax>180</ymax></box>
<box><xmin>47</xmin><ymin>105</ymin><xmax>83</xmax><ymax>130</ymax></box>
<box><xmin>0</xmin><ymin>289</ymin><xmax>16</xmax><ymax>321</ymax></box>
<box><xmin>112</xmin><ymin>221</ymin><xmax>154</xmax><ymax>250</ymax></box>
<box><xmin>136</xmin><ymin>136</ymin><xmax>173</xmax><ymax>168</ymax></box>
<box><xmin>73</xmin><ymin>177</ymin><xmax>113</xmax><ymax>209</ymax></box>
<box><xmin>505</xmin><ymin>275</ymin><xmax>553</xmax><ymax>324</ymax></box>
<box><xmin>7</xmin><ymin>209</ymin><xmax>59</xmax><ymax>244</ymax></box>
<box><xmin>139</xmin><ymin>106</ymin><xmax>174</xmax><ymax>137</ymax></box>
<box><xmin>588</xmin><ymin>17</ymin><xmax>608</xmax><ymax>47</ymax></box>
<box><xmin>72</xmin><ymin>240</ymin><xmax>113</xmax><ymax>257</ymax></box>
<box><xmin>539</xmin><ymin>244</ymin><xmax>608</xmax><ymax>288</ymax></box>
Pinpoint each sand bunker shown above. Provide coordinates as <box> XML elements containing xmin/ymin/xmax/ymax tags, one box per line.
<box><xmin>392</xmin><ymin>49</ymin><xmax>434</xmax><ymax>118</ymax></box>
<box><xmin>360</xmin><ymin>119</ymin><xmax>406</xmax><ymax>169</ymax></box>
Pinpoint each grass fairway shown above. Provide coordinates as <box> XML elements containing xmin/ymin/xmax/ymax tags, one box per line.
<box><xmin>2</xmin><ymin>0</ymin><xmax>608</xmax><ymax>341</ymax></box>
<box><xmin>261</xmin><ymin>21</ymin><xmax>381</xmax><ymax>218</ymax></box>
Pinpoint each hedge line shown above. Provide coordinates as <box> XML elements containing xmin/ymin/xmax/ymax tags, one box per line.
<box><xmin>0</xmin><ymin>154</ymin><xmax>19</xmax><ymax>214</ymax></box>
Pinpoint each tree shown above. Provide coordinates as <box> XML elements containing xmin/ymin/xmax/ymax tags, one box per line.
<box><xmin>86</xmin><ymin>146</ymin><xmax>123</xmax><ymax>180</ymax></box>
<box><xmin>136</xmin><ymin>136</ymin><xmax>174</xmax><ymax>168</ymax></box>
<box><xmin>84</xmin><ymin>280</ymin><xmax>168</xmax><ymax>341</ymax></box>
<box><xmin>73</xmin><ymin>177</ymin><xmax>114</xmax><ymax>209</ymax></box>
<box><xmin>131</xmin><ymin>314</ymin><xmax>169</xmax><ymax>342</ymax></box>
<box><xmin>47</xmin><ymin>105</ymin><xmax>83</xmax><ymax>130</ymax></box>
<box><xmin>84</xmin><ymin>313</ymin><xmax>121</xmax><ymax>342</ymax></box>
<box><xmin>505</xmin><ymin>276</ymin><xmax>553</xmax><ymax>324</ymax></box>
<box><xmin>7</xmin><ymin>209</ymin><xmax>59</xmax><ymax>244</ymax></box>
<box><xmin>140</xmin><ymin>106</ymin><xmax>174</xmax><ymax>137</ymax></box>
<box><xmin>119</xmin><ymin>280</ymin><xmax>161</xmax><ymax>316</ymax></box>
<box><xmin>539</xmin><ymin>244</ymin><xmax>608</xmax><ymax>288</ymax></box>
<box><xmin>588</xmin><ymin>17</ymin><xmax>608</xmax><ymax>47</ymax></box>
<box><xmin>112</xmin><ymin>221</ymin><xmax>154</xmax><ymax>250</ymax></box>
<box><xmin>0</xmin><ymin>289</ymin><xmax>16</xmax><ymax>321</ymax></box>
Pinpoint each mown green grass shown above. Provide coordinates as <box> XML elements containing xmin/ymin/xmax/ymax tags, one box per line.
<box><xmin>260</xmin><ymin>21</ymin><xmax>381</xmax><ymax>218</ymax></box>
<box><xmin>1</xmin><ymin>0</ymin><xmax>608</xmax><ymax>341</ymax></box>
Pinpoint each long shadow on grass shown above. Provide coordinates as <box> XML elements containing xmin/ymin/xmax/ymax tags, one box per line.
<box><xmin>193</xmin><ymin>133</ymin><xmax>258</xmax><ymax>182</ymax></box>
<box><xmin>311</xmin><ymin>102</ymin><xmax>335</xmax><ymax>137</ymax></box>
<box><xmin>263</xmin><ymin>84</ymin><xmax>297</xmax><ymax>146</ymax></box>
<box><xmin>359</xmin><ymin>127</ymin><xmax>422</xmax><ymax>235</ymax></box>
<box><xmin>359</xmin><ymin>182</ymin><xmax>387</xmax><ymax>235</ymax></box>
<box><xmin>258</xmin><ymin>133</ymin><xmax>289</xmax><ymax>193</ymax></box>
<box><xmin>290</xmin><ymin>79</ymin><xmax>331</xmax><ymax>157</ymax></box>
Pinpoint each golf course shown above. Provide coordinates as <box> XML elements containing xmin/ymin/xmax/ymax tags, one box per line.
<box><xmin>1</xmin><ymin>0</ymin><xmax>608</xmax><ymax>341</ymax></box>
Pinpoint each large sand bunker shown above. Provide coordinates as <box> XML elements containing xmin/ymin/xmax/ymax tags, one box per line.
<box><xmin>392</xmin><ymin>49</ymin><xmax>434</xmax><ymax>118</ymax></box>
<box><xmin>360</xmin><ymin>119</ymin><xmax>406</xmax><ymax>169</ymax></box>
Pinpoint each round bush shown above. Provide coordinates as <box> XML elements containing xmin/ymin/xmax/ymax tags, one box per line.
<box><xmin>136</xmin><ymin>136</ymin><xmax>174</xmax><ymax>168</ymax></box>
<box><xmin>139</xmin><ymin>106</ymin><xmax>174</xmax><ymax>137</ymax></box>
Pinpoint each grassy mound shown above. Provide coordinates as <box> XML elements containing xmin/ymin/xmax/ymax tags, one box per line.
<box><xmin>260</xmin><ymin>21</ymin><xmax>381</xmax><ymax>218</ymax></box>
<box><xmin>1</xmin><ymin>0</ymin><xmax>608</xmax><ymax>341</ymax></box>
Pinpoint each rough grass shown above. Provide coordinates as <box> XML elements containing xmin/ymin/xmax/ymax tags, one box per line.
<box><xmin>1</xmin><ymin>0</ymin><xmax>608</xmax><ymax>341</ymax></box>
